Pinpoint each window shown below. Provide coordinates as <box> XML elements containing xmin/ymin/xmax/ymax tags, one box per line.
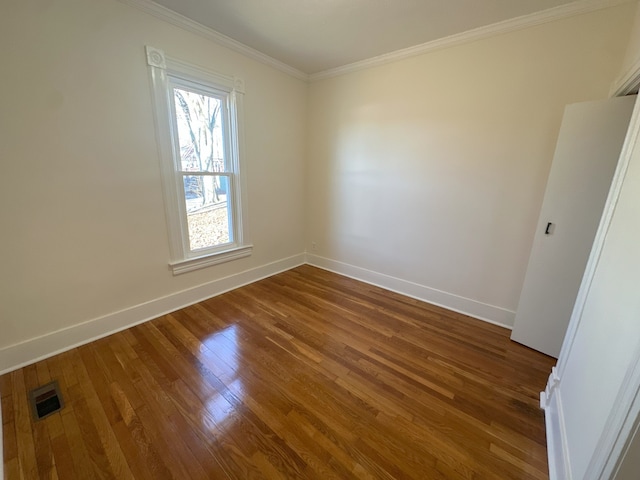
<box><xmin>146</xmin><ymin>47</ymin><xmax>251</xmax><ymax>274</ymax></box>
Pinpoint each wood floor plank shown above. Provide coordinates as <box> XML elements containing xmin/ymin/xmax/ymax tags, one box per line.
<box><xmin>2</xmin><ymin>265</ymin><xmax>555</xmax><ymax>479</ymax></box>
<box><xmin>59</xmin><ymin>408</ymin><xmax>100</xmax><ymax>479</ymax></box>
<box><xmin>2</xmin><ymin>417</ymin><xmax>18</xmax><ymax>471</ymax></box>
<box><xmin>11</xmin><ymin>370</ymin><xmax>39</xmax><ymax>479</ymax></box>
<box><xmin>73</xmin><ymin>351</ymin><xmax>135</xmax><ymax>480</ymax></box>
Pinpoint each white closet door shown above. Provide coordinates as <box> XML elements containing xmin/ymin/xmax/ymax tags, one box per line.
<box><xmin>511</xmin><ymin>95</ymin><xmax>636</xmax><ymax>358</ymax></box>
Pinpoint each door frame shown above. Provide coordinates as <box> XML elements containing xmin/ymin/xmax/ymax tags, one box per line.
<box><xmin>548</xmin><ymin>68</ymin><xmax>640</xmax><ymax>479</ymax></box>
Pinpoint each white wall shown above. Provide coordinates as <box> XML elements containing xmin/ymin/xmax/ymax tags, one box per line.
<box><xmin>306</xmin><ymin>4</ymin><xmax>636</xmax><ymax>326</ymax></box>
<box><xmin>0</xmin><ymin>0</ymin><xmax>307</xmax><ymax>361</ymax></box>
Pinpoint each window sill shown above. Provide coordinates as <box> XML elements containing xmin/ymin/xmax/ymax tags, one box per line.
<box><xmin>169</xmin><ymin>245</ymin><xmax>253</xmax><ymax>275</ymax></box>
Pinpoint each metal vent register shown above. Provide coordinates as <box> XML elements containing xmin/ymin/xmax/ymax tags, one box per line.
<box><xmin>29</xmin><ymin>381</ymin><xmax>64</xmax><ymax>420</ymax></box>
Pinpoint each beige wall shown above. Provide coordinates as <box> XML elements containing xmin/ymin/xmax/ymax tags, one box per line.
<box><xmin>0</xmin><ymin>0</ymin><xmax>307</xmax><ymax>349</ymax></box>
<box><xmin>0</xmin><ymin>0</ymin><xmax>636</xmax><ymax>363</ymax></box>
<box><xmin>619</xmin><ymin>1</ymin><xmax>640</xmax><ymax>84</ymax></box>
<box><xmin>306</xmin><ymin>4</ymin><xmax>636</xmax><ymax>325</ymax></box>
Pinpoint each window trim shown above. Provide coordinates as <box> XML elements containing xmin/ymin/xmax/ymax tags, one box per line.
<box><xmin>146</xmin><ymin>46</ymin><xmax>252</xmax><ymax>274</ymax></box>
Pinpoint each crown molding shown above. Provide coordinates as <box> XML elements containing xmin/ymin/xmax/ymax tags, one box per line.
<box><xmin>309</xmin><ymin>0</ymin><xmax>634</xmax><ymax>81</ymax></box>
<box><xmin>118</xmin><ymin>0</ymin><xmax>632</xmax><ymax>83</ymax></box>
<box><xmin>117</xmin><ymin>0</ymin><xmax>309</xmax><ymax>81</ymax></box>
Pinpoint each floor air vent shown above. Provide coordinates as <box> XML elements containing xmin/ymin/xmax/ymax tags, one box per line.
<box><xmin>29</xmin><ymin>381</ymin><xmax>64</xmax><ymax>420</ymax></box>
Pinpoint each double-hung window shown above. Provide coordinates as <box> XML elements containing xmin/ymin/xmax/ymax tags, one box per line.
<box><xmin>146</xmin><ymin>47</ymin><xmax>251</xmax><ymax>274</ymax></box>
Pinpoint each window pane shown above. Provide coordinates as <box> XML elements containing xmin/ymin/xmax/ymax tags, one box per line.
<box><xmin>173</xmin><ymin>87</ymin><xmax>225</xmax><ymax>172</ymax></box>
<box><xmin>184</xmin><ymin>175</ymin><xmax>233</xmax><ymax>251</ymax></box>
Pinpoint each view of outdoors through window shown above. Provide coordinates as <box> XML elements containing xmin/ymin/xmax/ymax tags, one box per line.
<box><xmin>173</xmin><ymin>87</ymin><xmax>233</xmax><ymax>251</ymax></box>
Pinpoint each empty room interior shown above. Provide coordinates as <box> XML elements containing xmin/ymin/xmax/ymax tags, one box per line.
<box><xmin>3</xmin><ymin>0</ymin><xmax>640</xmax><ymax>478</ymax></box>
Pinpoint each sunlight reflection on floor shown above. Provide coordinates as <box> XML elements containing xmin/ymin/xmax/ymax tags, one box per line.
<box><xmin>200</xmin><ymin>324</ymin><xmax>243</xmax><ymax>432</ymax></box>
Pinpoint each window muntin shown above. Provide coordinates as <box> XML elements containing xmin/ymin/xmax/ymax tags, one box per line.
<box><xmin>168</xmin><ymin>79</ymin><xmax>235</xmax><ymax>254</ymax></box>
<box><xmin>146</xmin><ymin>46</ymin><xmax>251</xmax><ymax>274</ymax></box>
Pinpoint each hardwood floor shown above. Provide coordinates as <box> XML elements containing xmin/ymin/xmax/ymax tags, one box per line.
<box><xmin>2</xmin><ymin>265</ymin><xmax>556</xmax><ymax>479</ymax></box>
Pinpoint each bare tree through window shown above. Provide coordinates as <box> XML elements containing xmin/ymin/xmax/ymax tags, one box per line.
<box><xmin>173</xmin><ymin>87</ymin><xmax>232</xmax><ymax>250</ymax></box>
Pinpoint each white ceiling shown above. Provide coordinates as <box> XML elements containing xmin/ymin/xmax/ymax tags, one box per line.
<box><xmin>151</xmin><ymin>0</ymin><xmax>608</xmax><ymax>74</ymax></box>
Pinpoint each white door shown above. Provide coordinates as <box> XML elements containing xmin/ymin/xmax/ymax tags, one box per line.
<box><xmin>511</xmin><ymin>95</ymin><xmax>636</xmax><ymax>358</ymax></box>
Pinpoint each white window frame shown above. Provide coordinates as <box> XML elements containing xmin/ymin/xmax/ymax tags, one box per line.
<box><xmin>146</xmin><ymin>46</ymin><xmax>251</xmax><ymax>275</ymax></box>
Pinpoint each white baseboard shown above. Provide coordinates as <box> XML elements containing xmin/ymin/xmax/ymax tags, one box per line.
<box><xmin>305</xmin><ymin>253</ymin><xmax>515</xmax><ymax>329</ymax></box>
<box><xmin>542</xmin><ymin>371</ymin><xmax>572</xmax><ymax>480</ymax></box>
<box><xmin>0</xmin><ymin>252</ymin><xmax>516</xmax><ymax>375</ymax></box>
<box><xmin>0</xmin><ymin>254</ymin><xmax>305</xmax><ymax>375</ymax></box>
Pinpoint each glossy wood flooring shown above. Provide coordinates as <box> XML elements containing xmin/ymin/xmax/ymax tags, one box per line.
<box><xmin>2</xmin><ymin>265</ymin><xmax>556</xmax><ymax>479</ymax></box>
